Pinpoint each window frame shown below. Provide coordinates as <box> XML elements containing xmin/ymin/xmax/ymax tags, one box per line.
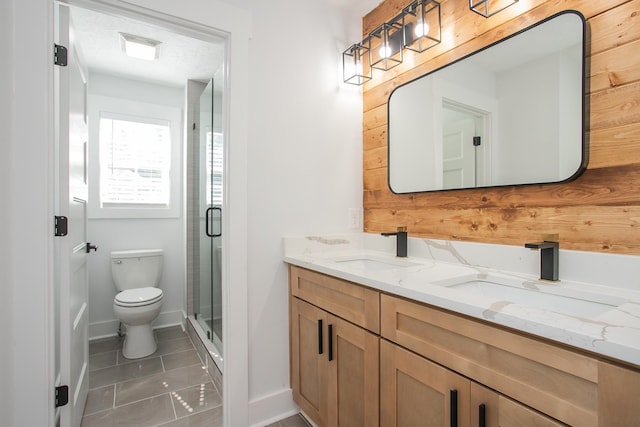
<box><xmin>88</xmin><ymin>94</ymin><xmax>182</xmax><ymax>219</ymax></box>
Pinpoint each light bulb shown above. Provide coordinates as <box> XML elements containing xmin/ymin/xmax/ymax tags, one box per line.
<box><xmin>354</xmin><ymin>49</ymin><xmax>363</xmax><ymax>74</ymax></box>
<box><xmin>415</xmin><ymin>21</ymin><xmax>430</xmax><ymax>38</ymax></box>
<box><xmin>379</xmin><ymin>44</ymin><xmax>392</xmax><ymax>58</ymax></box>
<box><xmin>379</xmin><ymin>28</ymin><xmax>392</xmax><ymax>59</ymax></box>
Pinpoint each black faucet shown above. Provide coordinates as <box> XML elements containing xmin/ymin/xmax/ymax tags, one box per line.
<box><xmin>524</xmin><ymin>241</ymin><xmax>559</xmax><ymax>281</ymax></box>
<box><xmin>382</xmin><ymin>227</ymin><xmax>408</xmax><ymax>258</ymax></box>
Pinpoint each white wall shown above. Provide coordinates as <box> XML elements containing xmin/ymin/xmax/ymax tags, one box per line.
<box><xmin>0</xmin><ymin>0</ymin><xmax>15</xmax><ymax>421</ymax></box>
<box><xmin>3</xmin><ymin>0</ymin><xmax>56</xmax><ymax>425</ymax></box>
<box><xmin>242</xmin><ymin>0</ymin><xmax>364</xmax><ymax>423</ymax></box>
<box><xmin>87</xmin><ymin>73</ymin><xmax>186</xmax><ymax>338</ymax></box>
<box><xmin>496</xmin><ymin>55</ymin><xmax>560</xmax><ymax>184</ymax></box>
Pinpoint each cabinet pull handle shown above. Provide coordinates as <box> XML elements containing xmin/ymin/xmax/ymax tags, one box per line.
<box><xmin>328</xmin><ymin>324</ymin><xmax>334</xmax><ymax>362</ymax></box>
<box><xmin>450</xmin><ymin>389</ymin><xmax>458</xmax><ymax>427</ymax></box>
<box><xmin>479</xmin><ymin>403</ymin><xmax>486</xmax><ymax>427</ymax></box>
<box><xmin>317</xmin><ymin>319</ymin><xmax>323</xmax><ymax>355</ymax></box>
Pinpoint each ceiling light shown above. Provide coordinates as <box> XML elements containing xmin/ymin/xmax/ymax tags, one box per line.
<box><xmin>119</xmin><ymin>33</ymin><xmax>161</xmax><ymax>61</ymax></box>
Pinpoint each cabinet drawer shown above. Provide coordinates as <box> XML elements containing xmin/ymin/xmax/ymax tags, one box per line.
<box><xmin>290</xmin><ymin>265</ymin><xmax>379</xmax><ymax>333</ymax></box>
<box><xmin>381</xmin><ymin>294</ymin><xmax>598</xmax><ymax>426</ymax></box>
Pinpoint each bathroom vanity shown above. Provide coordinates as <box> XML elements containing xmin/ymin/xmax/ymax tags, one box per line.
<box><xmin>285</xmin><ymin>234</ymin><xmax>640</xmax><ymax>426</ymax></box>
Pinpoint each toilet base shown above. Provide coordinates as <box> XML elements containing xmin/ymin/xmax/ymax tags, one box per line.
<box><xmin>122</xmin><ymin>323</ymin><xmax>157</xmax><ymax>359</ymax></box>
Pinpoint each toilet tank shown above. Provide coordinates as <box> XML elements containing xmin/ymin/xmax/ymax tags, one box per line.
<box><xmin>111</xmin><ymin>249</ymin><xmax>164</xmax><ymax>291</ymax></box>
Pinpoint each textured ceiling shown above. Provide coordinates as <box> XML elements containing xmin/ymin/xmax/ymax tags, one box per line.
<box><xmin>69</xmin><ymin>1</ymin><xmax>383</xmax><ymax>88</ymax></box>
<box><xmin>70</xmin><ymin>6</ymin><xmax>225</xmax><ymax>88</ymax></box>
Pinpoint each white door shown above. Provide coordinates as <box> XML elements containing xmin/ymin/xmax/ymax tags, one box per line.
<box><xmin>55</xmin><ymin>5</ymin><xmax>90</xmax><ymax>426</ymax></box>
<box><xmin>442</xmin><ymin>117</ymin><xmax>476</xmax><ymax>189</ymax></box>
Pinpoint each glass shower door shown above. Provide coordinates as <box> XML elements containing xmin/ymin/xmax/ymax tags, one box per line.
<box><xmin>196</xmin><ymin>78</ymin><xmax>223</xmax><ymax>354</ymax></box>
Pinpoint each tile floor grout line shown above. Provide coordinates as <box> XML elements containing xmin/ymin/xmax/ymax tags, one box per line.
<box><xmin>111</xmin><ymin>383</ymin><xmax>117</xmax><ymax>411</ymax></box>
<box><xmin>112</xmin><ymin>389</ymin><xmax>173</xmax><ymax>409</ymax></box>
<box><xmin>160</xmin><ymin>354</ymin><xmax>166</xmax><ymax>372</ymax></box>
<box><xmin>168</xmin><ymin>389</ymin><xmax>179</xmax><ymax>422</ymax></box>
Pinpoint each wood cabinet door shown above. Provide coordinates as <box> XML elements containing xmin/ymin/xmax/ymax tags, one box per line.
<box><xmin>291</xmin><ymin>298</ymin><xmax>328</xmax><ymax>426</ymax></box>
<box><xmin>380</xmin><ymin>340</ymin><xmax>470</xmax><ymax>427</ymax></box>
<box><xmin>471</xmin><ymin>382</ymin><xmax>565</xmax><ymax>427</ymax></box>
<box><xmin>326</xmin><ymin>314</ymin><xmax>379</xmax><ymax>427</ymax></box>
<box><xmin>470</xmin><ymin>382</ymin><xmax>500</xmax><ymax>427</ymax></box>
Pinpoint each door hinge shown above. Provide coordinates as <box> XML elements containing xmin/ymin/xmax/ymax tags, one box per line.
<box><xmin>54</xmin><ymin>216</ymin><xmax>68</xmax><ymax>237</ymax></box>
<box><xmin>473</xmin><ymin>136</ymin><xmax>482</xmax><ymax>147</ymax></box>
<box><xmin>55</xmin><ymin>385</ymin><xmax>69</xmax><ymax>408</ymax></box>
<box><xmin>54</xmin><ymin>44</ymin><xmax>68</xmax><ymax>66</ymax></box>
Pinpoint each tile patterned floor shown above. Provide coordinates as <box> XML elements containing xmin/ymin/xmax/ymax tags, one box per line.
<box><xmin>265</xmin><ymin>414</ymin><xmax>312</xmax><ymax>427</ymax></box>
<box><xmin>83</xmin><ymin>325</ymin><xmax>309</xmax><ymax>427</ymax></box>
<box><xmin>82</xmin><ymin>326</ymin><xmax>222</xmax><ymax>427</ymax></box>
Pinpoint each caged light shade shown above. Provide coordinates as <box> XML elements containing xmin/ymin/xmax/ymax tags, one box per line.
<box><xmin>369</xmin><ymin>18</ymin><xmax>404</xmax><ymax>71</ymax></box>
<box><xmin>343</xmin><ymin>42</ymin><xmax>372</xmax><ymax>85</ymax></box>
<box><xmin>402</xmin><ymin>0</ymin><xmax>441</xmax><ymax>53</ymax></box>
<box><xmin>469</xmin><ymin>0</ymin><xmax>518</xmax><ymax>18</ymax></box>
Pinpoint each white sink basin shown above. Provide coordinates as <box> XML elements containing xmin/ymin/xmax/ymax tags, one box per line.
<box><xmin>332</xmin><ymin>255</ymin><xmax>420</xmax><ymax>271</ymax></box>
<box><xmin>436</xmin><ymin>274</ymin><xmax>625</xmax><ymax>318</ymax></box>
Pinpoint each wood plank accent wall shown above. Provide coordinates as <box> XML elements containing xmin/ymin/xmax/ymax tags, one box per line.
<box><xmin>362</xmin><ymin>0</ymin><xmax>640</xmax><ymax>255</ymax></box>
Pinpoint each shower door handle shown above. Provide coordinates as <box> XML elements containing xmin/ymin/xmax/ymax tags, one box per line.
<box><xmin>206</xmin><ymin>207</ymin><xmax>222</xmax><ymax>237</ymax></box>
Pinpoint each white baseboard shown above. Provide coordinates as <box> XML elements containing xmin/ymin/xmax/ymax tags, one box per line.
<box><xmin>249</xmin><ymin>388</ymin><xmax>299</xmax><ymax>427</ymax></box>
<box><xmin>89</xmin><ymin>309</ymin><xmax>185</xmax><ymax>340</ymax></box>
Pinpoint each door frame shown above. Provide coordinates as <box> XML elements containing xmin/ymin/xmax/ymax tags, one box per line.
<box><xmin>45</xmin><ymin>1</ymin><xmax>250</xmax><ymax>426</ymax></box>
<box><xmin>442</xmin><ymin>99</ymin><xmax>492</xmax><ymax>187</ymax></box>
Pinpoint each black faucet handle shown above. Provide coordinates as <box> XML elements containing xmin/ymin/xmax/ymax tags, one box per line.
<box><xmin>381</xmin><ymin>226</ymin><xmax>407</xmax><ymax>236</ymax></box>
<box><xmin>525</xmin><ymin>241</ymin><xmax>558</xmax><ymax>249</ymax></box>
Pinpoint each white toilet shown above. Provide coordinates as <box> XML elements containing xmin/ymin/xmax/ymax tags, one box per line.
<box><xmin>111</xmin><ymin>249</ymin><xmax>164</xmax><ymax>359</ymax></box>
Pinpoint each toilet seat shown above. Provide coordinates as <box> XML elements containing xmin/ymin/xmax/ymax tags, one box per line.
<box><xmin>115</xmin><ymin>287</ymin><xmax>163</xmax><ymax>307</ymax></box>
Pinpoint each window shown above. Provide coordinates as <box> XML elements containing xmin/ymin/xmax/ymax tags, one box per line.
<box><xmin>99</xmin><ymin>114</ymin><xmax>172</xmax><ymax>207</ymax></box>
<box><xmin>207</xmin><ymin>131</ymin><xmax>224</xmax><ymax>206</ymax></box>
<box><xmin>88</xmin><ymin>94</ymin><xmax>182</xmax><ymax>219</ymax></box>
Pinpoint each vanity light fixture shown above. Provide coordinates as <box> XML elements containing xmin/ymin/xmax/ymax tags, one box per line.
<box><xmin>403</xmin><ymin>0</ymin><xmax>441</xmax><ymax>53</ymax></box>
<box><xmin>370</xmin><ymin>19</ymin><xmax>404</xmax><ymax>71</ymax></box>
<box><xmin>120</xmin><ymin>32</ymin><xmax>161</xmax><ymax>61</ymax></box>
<box><xmin>342</xmin><ymin>0</ymin><xmax>442</xmax><ymax>85</ymax></box>
<box><xmin>342</xmin><ymin>0</ymin><xmax>519</xmax><ymax>84</ymax></box>
<box><xmin>343</xmin><ymin>42</ymin><xmax>373</xmax><ymax>85</ymax></box>
<box><xmin>469</xmin><ymin>0</ymin><xmax>518</xmax><ymax>18</ymax></box>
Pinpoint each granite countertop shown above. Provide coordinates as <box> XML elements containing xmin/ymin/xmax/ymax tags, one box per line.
<box><xmin>283</xmin><ymin>234</ymin><xmax>640</xmax><ymax>368</ymax></box>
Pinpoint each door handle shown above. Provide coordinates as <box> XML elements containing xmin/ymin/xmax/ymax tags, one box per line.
<box><xmin>86</xmin><ymin>243</ymin><xmax>98</xmax><ymax>253</ymax></box>
<box><xmin>205</xmin><ymin>207</ymin><xmax>222</xmax><ymax>237</ymax></box>
<box><xmin>450</xmin><ymin>389</ymin><xmax>458</xmax><ymax>427</ymax></box>
<box><xmin>318</xmin><ymin>319</ymin><xmax>323</xmax><ymax>355</ymax></box>
<box><xmin>327</xmin><ymin>324</ymin><xmax>334</xmax><ymax>362</ymax></box>
<box><xmin>479</xmin><ymin>403</ymin><xmax>486</xmax><ymax>427</ymax></box>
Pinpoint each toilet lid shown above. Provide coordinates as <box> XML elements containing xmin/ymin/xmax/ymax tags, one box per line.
<box><xmin>115</xmin><ymin>287</ymin><xmax>163</xmax><ymax>307</ymax></box>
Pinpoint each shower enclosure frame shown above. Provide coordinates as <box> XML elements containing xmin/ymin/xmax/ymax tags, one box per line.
<box><xmin>187</xmin><ymin>75</ymin><xmax>224</xmax><ymax>373</ymax></box>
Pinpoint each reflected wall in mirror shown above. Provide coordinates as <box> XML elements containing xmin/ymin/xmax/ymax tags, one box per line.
<box><xmin>388</xmin><ymin>11</ymin><xmax>587</xmax><ymax>193</ymax></box>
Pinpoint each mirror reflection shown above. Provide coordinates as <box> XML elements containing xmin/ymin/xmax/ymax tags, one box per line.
<box><xmin>388</xmin><ymin>11</ymin><xmax>586</xmax><ymax>193</ymax></box>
